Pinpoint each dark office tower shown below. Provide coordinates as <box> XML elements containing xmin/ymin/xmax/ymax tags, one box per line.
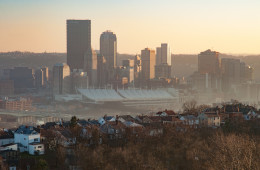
<box><xmin>100</xmin><ymin>31</ymin><xmax>117</xmax><ymax>68</ymax></box>
<box><xmin>198</xmin><ymin>49</ymin><xmax>220</xmax><ymax>75</ymax></box>
<box><xmin>67</xmin><ymin>20</ymin><xmax>91</xmax><ymax>70</ymax></box>
<box><xmin>10</xmin><ymin>67</ymin><xmax>35</xmax><ymax>92</ymax></box>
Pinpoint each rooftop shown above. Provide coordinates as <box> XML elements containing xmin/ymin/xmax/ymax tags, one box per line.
<box><xmin>15</xmin><ymin>125</ymin><xmax>39</xmax><ymax>135</ymax></box>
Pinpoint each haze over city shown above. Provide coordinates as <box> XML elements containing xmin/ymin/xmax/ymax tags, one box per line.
<box><xmin>1</xmin><ymin>0</ymin><xmax>260</xmax><ymax>54</ymax></box>
<box><xmin>0</xmin><ymin>1</ymin><xmax>260</xmax><ymax>169</ymax></box>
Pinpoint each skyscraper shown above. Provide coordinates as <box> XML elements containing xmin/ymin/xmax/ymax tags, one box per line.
<box><xmin>53</xmin><ymin>63</ymin><xmax>71</xmax><ymax>95</ymax></box>
<box><xmin>67</xmin><ymin>20</ymin><xmax>91</xmax><ymax>70</ymax></box>
<box><xmin>156</xmin><ymin>47</ymin><xmax>162</xmax><ymax>65</ymax></box>
<box><xmin>84</xmin><ymin>48</ymin><xmax>97</xmax><ymax>86</ymax></box>
<box><xmin>155</xmin><ymin>43</ymin><xmax>171</xmax><ymax>78</ymax></box>
<box><xmin>141</xmin><ymin>48</ymin><xmax>156</xmax><ymax>81</ymax></box>
<box><xmin>161</xmin><ymin>43</ymin><xmax>171</xmax><ymax>65</ymax></box>
<box><xmin>100</xmin><ymin>31</ymin><xmax>117</xmax><ymax>69</ymax></box>
<box><xmin>221</xmin><ymin>58</ymin><xmax>242</xmax><ymax>92</ymax></box>
<box><xmin>198</xmin><ymin>49</ymin><xmax>220</xmax><ymax>75</ymax></box>
<box><xmin>156</xmin><ymin>43</ymin><xmax>171</xmax><ymax>65</ymax></box>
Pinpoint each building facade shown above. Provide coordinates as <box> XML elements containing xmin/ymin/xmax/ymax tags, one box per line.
<box><xmin>198</xmin><ymin>49</ymin><xmax>220</xmax><ymax>75</ymax></box>
<box><xmin>100</xmin><ymin>31</ymin><xmax>117</xmax><ymax>69</ymax></box>
<box><xmin>67</xmin><ymin>20</ymin><xmax>91</xmax><ymax>70</ymax></box>
<box><xmin>53</xmin><ymin>63</ymin><xmax>71</xmax><ymax>95</ymax></box>
<box><xmin>141</xmin><ymin>48</ymin><xmax>156</xmax><ymax>82</ymax></box>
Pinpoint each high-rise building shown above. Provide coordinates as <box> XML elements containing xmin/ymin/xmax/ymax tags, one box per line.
<box><xmin>97</xmin><ymin>54</ymin><xmax>108</xmax><ymax>88</ymax></box>
<box><xmin>156</xmin><ymin>47</ymin><xmax>162</xmax><ymax>65</ymax></box>
<box><xmin>41</xmin><ymin>67</ymin><xmax>49</xmax><ymax>87</ymax></box>
<box><xmin>156</xmin><ymin>43</ymin><xmax>171</xmax><ymax>65</ymax></box>
<box><xmin>141</xmin><ymin>48</ymin><xmax>156</xmax><ymax>81</ymax></box>
<box><xmin>221</xmin><ymin>58</ymin><xmax>253</xmax><ymax>92</ymax></box>
<box><xmin>221</xmin><ymin>58</ymin><xmax>240</xmax><ymax>93</ymax></box>
<box><xmin>100</xmin><ymin>31</ymin><xmax>117</xmax><ymax>68</ymax></box>
<box><xmin>35</xmin><ymin>69</ymin><xmax>44</xmax><ymax>89</ymax></box>
<box><xmin>198</xmin><ymin>49</ymin><xmax>220</xmax><ymax>75</ymax></box>
<box><xmin>134</xmin><ymin>55</ymin><xmax>142</xmax><ymax>87</ymax></box>
<box><xmin>67</xmin><ymin>20</ymin><xmax>91</xmax><ymax>70</ymax></box>
<box><xmin>10</xmin><ymin>67</ymin><xmax>35</xmax><ymax>92</ymax></box>
<box><xmin>161</xmin><ymin>43</ymin><xmax>171</xmax><ymax>65</ymax></box>
<box><xmin>155</xmin><ymin>64</ymin><xmax>171</xmax><ymax>79</ymax></box>
<box><xmin>84</xmin><ymin>48</ymin><xmax>97</xmax><ymax>86</ymax></box>
<box><xmin>53</xmin><ymin>63</ymin><xmax>71</xmax><ymax>95</ymax></box>
<box><xmin>155</xmin><ymin>43</ymin><xmax>172</xmax><ymax>79</ymax></box>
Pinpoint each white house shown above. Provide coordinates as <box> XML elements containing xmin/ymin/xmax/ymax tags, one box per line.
<box><xmin>98</xmin><ymin>116</ymin><xmax>116</xmax><ymax>125</ymax></box>
<box><xmin>14</xmin><ymin>125</ymin><xmax>44</xmax><ymax>155</ymax></box>
<box><xmin>0</xmin><ymin>143</ymin><xmax>17</xmax><ymax>151</ymax></box>
<box><xmin>180</xmin><ymin>115</ymin><xmax>199</xmax><ymax>126</ymax></box>
<box><xmin>29</xmin><ymin>143</ymin><xmax>44</xmax><ymax>155</ymax></box>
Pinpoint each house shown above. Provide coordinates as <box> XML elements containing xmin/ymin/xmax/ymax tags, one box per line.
<box><xmin>179</xmin><ymin>115</ymin><xmax>199</xmax><ymax>126</ymax></box>
<box><xmin>156</xmin><ymin>110</ymin><xmax>176</xmax><ymax>116</ymax></box>
<box><xmin>55</xmin><ymin>129</ymin><xmax>76</xmax><ymax>147</ymax></box>
<box><xmin>0</xmin><ymin>143</ymin><xmax>17</xmax><ymax>151</ymax></box>
<box><xmin>198</xmin><ymin>113</ymin><xmax>220</xmax><ymax>127</ymax></box>
<box><xmin>100</xmin><ymin>121</ymin><xmax>126</xmax><ymax>140</ymax></box>
<box><xmin>78</xmin><ymin>120</ymin><xmax>100</xmax><ymax>141</ymax></box>
<box><xmin>244</xmin><ymin>110</ymin><xmax>258</xmax><ymax>120</ymax></box>
<box><xmin>28</xmin><ymin>143</ymin><xmax>44</xmax><ymax>155</ymax></box>
<box><xmin>98</xmin><ymin>116</ymin><xmax>116</xmax><ymax>125</ymax></box>
<box><xmin>135</xmin><ymin>116</ymin><xmax>153</xmax><ymax>124</ymax></box>
<box><xmin>0</xmin><ymin>130</ymin><xmax>14</xmax><ymax>146</ymax></box>
<box><xmin>162</xmin><ymin>117</ymin><xmax>182</xmax><ymax>125</ymax></box>
<box><xmin>118</xmin><ymin>115</ymin><xmax>138</xmax><ymax>123</ymax></box>
<box><xmin>14</xmin><ymin>125</ymin><xmax>44</xmax><ymax>155</ymax></box>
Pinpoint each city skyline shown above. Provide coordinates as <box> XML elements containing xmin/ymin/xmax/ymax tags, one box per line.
<box><xmin>1</xmin><ymin>0</ymin><xmax>260</xmax><ymax>54</ymax></box>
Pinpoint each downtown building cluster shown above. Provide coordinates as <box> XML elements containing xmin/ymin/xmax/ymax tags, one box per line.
<box><xmin>187</xmin><ymin>49</ymin><xmax>255</xmax><ymax>103</ymax></box>
<box><xmin>53</xmin><ymin>19</ymin><xmax>173</xmax><ymax>97</ymax></box>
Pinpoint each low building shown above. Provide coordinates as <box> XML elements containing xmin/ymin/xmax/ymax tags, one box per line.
<box><xmin>28</xmin><ymin>143</ymin><xmax>44</xmax><ymax>155</ymax></box>
<box><xmin>0</xmin><ymin>97</ymin><xmax>32</xmax><ymax>111</ymax></box>
<box><xmin>14</xmin><ymin>125</ymin><xmax>44</xmax><ymax>155</ymax></box>
<box><xmin>198</xmin><ymin>113</ymin><xmax>220</xmax><ymax>127</ymax></box>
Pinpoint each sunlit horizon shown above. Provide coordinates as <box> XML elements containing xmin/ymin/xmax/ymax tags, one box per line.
<box><xmin>1</xmin><ymin>0</ymin><xmax>260</xmax><ymax>55</ymax></box>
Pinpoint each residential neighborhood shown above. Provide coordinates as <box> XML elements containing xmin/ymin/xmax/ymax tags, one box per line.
<box><xmin>0</xmin><ymin>101</ymin><xmax>259</xmax><ymax>169</ymax></box>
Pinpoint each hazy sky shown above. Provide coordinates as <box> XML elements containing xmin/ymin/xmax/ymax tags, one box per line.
<box><xmin>0</xmin><ymin>0</ymin><xmax>260</xmax><ymax>54</ymax></box>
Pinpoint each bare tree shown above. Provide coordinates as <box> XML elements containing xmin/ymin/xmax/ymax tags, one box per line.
<box><xmin>182</xmin><ymin>100</ymin><xmax>197</xmax><ymax>114</ymax></box>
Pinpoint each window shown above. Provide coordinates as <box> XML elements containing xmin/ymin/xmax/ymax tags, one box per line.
<box><xmin>24</xmin><ymin>138</ymin><xmax>26</xmax><ymax>140</ymax></box>
<box><xmin>38</xmin><ymin>146</ymin><xmax>42</xmax><ymax>149</ymax></box>
<box><xmin>34</xmin><ymin>138</ymin><xmax>38</xmax><ymax>142</ymax></box>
